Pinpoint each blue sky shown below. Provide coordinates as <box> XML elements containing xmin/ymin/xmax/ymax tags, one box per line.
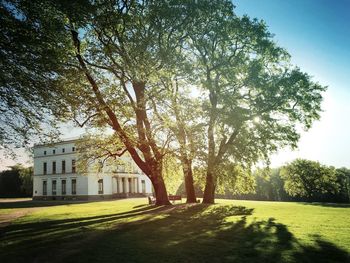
<box><xmin>1</xmin><ymin>0</ymin><xmax>350</xmax><ymax>169</ymax></box>
<box><xmin>234</xmin><ymin>0</ymin><xmax>350</xmax><ymax>167</ymax></box>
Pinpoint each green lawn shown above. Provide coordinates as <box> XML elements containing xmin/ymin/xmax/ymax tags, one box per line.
<box><xmin>0</xmin><ymin>198</ymin><xmax>349</xmax><ymax>263</ymax></box>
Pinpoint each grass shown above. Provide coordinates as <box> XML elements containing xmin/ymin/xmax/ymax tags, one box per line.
<box><xmin>0</xmin><ymin>198</ymin><xmax>349</xmax><ymax>263</ymax></box>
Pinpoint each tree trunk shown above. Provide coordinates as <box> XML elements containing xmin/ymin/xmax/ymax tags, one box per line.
<box><xmin>202</xmin><ymin>170</ymin><xmax>216</xmax><ymax>204</ymax></box>
<box><xmin>150</xmin><ymin>162</ymin><xmax>171</xmax><ymax>205</ymax></box>
<box><xmin>183</xmin><ymin>159</ymin><xmax>196</xmax><ymax>203</ymax></box>
<box><xmin>152</xmin><ymin>175</ymin><xmax>171</xmax><ymax>205</ymax></box>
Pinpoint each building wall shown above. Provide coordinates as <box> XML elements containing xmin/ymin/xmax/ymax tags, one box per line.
<box><xmin>33</xmin><ymin>139</ymin><xmax>154</xmax><ymax>199</ymax></box>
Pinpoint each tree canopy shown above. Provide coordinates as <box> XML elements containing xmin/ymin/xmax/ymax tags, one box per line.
<box><xmin>0</xmin><ymin>0</ymin><xmax>326</xmax><ymax>204</ymax></box>
<box><xmin>281</xmin><ymin>159</ymin><xmax>339</xmax><ymax>200</ymax></box>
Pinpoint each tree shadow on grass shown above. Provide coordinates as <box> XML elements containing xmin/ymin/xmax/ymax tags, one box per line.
<box><xmin>0</xmin><ymin>204</ymin><xmax>349</xmax><ymax>263</ymax></box>
<box><xmin>301</xmin><ymin>202</ymin><xmax>350</xmax><ymax>208</ymax></box>
<box><xmin>0</xmin><ymin>199</ymin><xmax>99</xmax><ymax>209</ymax></box>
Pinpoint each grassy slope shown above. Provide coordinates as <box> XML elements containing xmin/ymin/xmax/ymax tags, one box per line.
<box><xmin>0</xmin><ymin>199</ymin><xmax>349</xmax><ymax>263</ymax></box>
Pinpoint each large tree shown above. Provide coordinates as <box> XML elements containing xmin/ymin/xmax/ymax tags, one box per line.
<box><xmin>184</xmin><ymin>2</ymin><xmax>325</xmax><ymax>203</ymax></box>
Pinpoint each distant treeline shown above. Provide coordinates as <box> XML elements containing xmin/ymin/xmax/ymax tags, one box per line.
<box><xmin>232</xmin><ymin>159</ymin><xmax>350</xmax><ymax>203</ymax></box>
<box><xmin>0</xmin><ymin>165</ymin><xmax>33</xmax><ymax>197</ymax></box>
<box><xmin>175</xmin><ymin>159</ymin><xmax>350</xmax><ymax>203</ymax></box>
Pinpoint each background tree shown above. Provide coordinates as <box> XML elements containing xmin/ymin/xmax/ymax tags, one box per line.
<box><xmin>334</xmin><ymin>167</ymin><xmax>350</xmax><ymax>202</ymax></box>
<box><xmin>281</xmin><ymin>159</ymin><xmax>339</xmax><ymax>201</ymax></box>
<box><xmin>19</xmin><ymin>166</ymin><xmax>33</xmax><ymax>196</ymax></box>
<box><xmin>0</xmin><ymin>165</ymin><xmax>32</xmax><ymax>197</ymax></box>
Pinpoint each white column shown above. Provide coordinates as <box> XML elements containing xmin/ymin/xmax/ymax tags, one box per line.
<box><xmin>115</xmin><ymin>177</ymin><xmax>119</xmax><ymax>193</ymax></box>
<box><xmin>134</xmin><ymin>177</ymin><xmax>139</xmax><ymax>193</ymax></box>
<box><xmin>121</xmin><ymin>177</ymin><xmax>125</xmax><ymax>193</ymax></box>
<box><xmin>125</xmin><ymin>177</ymin><xmax>129</xmax><ymax>193</ymax></box>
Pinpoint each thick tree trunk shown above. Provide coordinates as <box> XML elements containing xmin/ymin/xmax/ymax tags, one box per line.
<box><xmin>151</xmin><ymin>174</ymin><xmax>171</xmax><ymax>205</ymax></box>
<box><xmin>202</xmin><ymin>170</ymin><xmax>216</xmax><ymax>204</ymax></box>
<box><xmin>183</xmin><ymin>159</ymin><xmax>196</xmax><ymax>203</ymax></box>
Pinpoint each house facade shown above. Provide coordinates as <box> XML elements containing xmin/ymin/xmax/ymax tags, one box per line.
<box><xmin>33</xmin><ymin>139</ymin><xmax>153</xmax><ymax>200</ymax></box>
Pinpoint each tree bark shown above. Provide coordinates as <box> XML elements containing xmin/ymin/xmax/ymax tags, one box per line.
<box><xmin>202</xmin><ymin>169</ymin><xmax>216</xmax><ymax>204</ymax></box>
<box><xmin>182</xmin><ymin>158</ymin><xmax>197</xmax><ymax>203</ymax></box>
<box><xmin>150</xmin><ymin>164</ymin><xmax>171</xmax><ymax>205</ymax></box>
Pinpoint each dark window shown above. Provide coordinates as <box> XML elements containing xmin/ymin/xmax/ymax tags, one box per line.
<box><xmin>44</xmin><ymin>150</ymin><xmax>47</xmax><ymax>155</ymax></box>
<box><xmin>53</xmin><ymin>149</ymin><xmax>56</xmax><ymax>154</ymax></box>
<box><xmin>141</xmin><ymin>180</ymin><xmax>146</xmax><ymax>194</ymax></box>
<box><xmin>71</xmin><ymin>179</ymin><xmax>76</xmax><ymax>195</ymax></box>
<box><xmin>62</xmin><ymin>148</ymin><xmax>65</xmax><ymax>153</ymax></box>
<box><xmin>61</xmin><ymin>180</ymin><xmax>66</xmax><ymax>195</ymax></box>
<box><xmin>52</xmin><ymin>180</ymin><xmax>57</xmax><ymax>195</ymax></box>
<box><xmin>72</xmin><ymin>160</ymin><xmax>76</xmax><ymax>173</ymax></box>
<box><xmin>52</xmin><ymin>161</ymin><xmax>56</xmax><ymax>174</ymax></box>
<box><xmin>43</xmin><ymin>181</ymin><xmax>47</xmax><ymax>195</ymax></box>
<box><xmin>43</xmin><ymin>162</ymin><xmax>47</xmax><ymax>175</ymax></box>
<box><xmin>62</xmin><ymin>160</ymin><xmax>66</xmax><ymax>174</ymax></box>
<box><xmin>98</xmin><ymin>179</ymin><xmax>104</xmax><ymax>194</ymax></box>
<box><xmin>72</xmin><ymin>146</ymin><xmax>75</xmax><ymax>152</ymax></box>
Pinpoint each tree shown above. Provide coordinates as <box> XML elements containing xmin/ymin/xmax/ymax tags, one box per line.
<box><xmin>185</xmin><ymin>2</ymin><xmax>326</xmax><ymax>203</ymax></box>
<box><xmin>0</xmin><ymin>164</ymin><xmax>32</xmax><ymax>197</ymax></box>
<box><xmin>335</xmin><ymin>168</ymin><xmax>350</xmax><ymax>202</ymax></box>
<box><xmin>64</xmin><ymin>1</ymin><xmax>210</xmax><ymax>205</ymax></box>
<box><xmin>0</xmin><ymin>0</ymin><xmax>79</xmax><ymax>153</ymax></box>
<box><xmin>19</xmin><ymin>166</ymin><xmax>33</xmax><ymax>196</ymax></box>
<box><xmin>281</xmin><ymin>159</ymin><xmax>339</xmax><ymax>201</ymax></box>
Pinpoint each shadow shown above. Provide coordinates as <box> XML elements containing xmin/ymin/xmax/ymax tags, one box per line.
<box><xmin>0</xmin><ymin>199</ymin><xmax>100</xmax><ymax>209</ymax></box>
<box><xmin>133</xmin><ymin>204</ymin><xmax>149</xmax><ymax>209</ymax></box>
<box><xmin>0</xmin><ymin>203</ymin><xmax>349</xmax><ymax>263</ymax></box>
<box><xmin>301</xmin><ymin>202</ymin><xmax>350</xmax><ymax>208</ymax></box>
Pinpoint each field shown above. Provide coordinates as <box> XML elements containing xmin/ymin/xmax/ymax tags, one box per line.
<box><xmin>0</xmin><ymin>198</ymin><xmax>349</xmax><ymax>263</ymax></box>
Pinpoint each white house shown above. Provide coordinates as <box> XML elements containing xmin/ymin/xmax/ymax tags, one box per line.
<box><xmin>33</xmin><ymin>138</ymin><xmax>153</xmax><ymax>200</ymax></box>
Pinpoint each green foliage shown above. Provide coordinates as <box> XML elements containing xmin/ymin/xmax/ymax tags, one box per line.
<box><xmin>162</xmin><ymin>154</ymin><xmax>183</xmax><ymax>195</ymax></box>
<box><xmin>0</xmin><ymin>165</ymin><xmax>32</xmax><ymax>197</ymax></box>
<box><xmin>335</xmin><ymin>168</ymin><xmax>350</xmax><ymax>202</ymax></box>
<box><xmin>281</xmin><ymin>159</ymin><xmax>340</xmax><ymax>200</ymax></box>
<box><xmin>216</xmin><ymin>163</ymin><xmax>255</xmax><ymax>195</ymax></box>
<box><xmin>251</xmin><ymin>167</ymin><xmax>291</xmax><ymax>201</ymax></box>
<box><xmin>19</xmin><ymin>166</ymin><xmax>33</xmax><ymax>196</ymax></box>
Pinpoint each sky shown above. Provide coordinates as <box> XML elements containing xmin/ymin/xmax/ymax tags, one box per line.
<box><xmin>1</xmin><ymin>0</ymin><xmax>350</xmax><ymax>170</ymax></box>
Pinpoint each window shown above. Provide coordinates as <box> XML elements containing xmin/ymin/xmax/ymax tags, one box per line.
<box><xmin>52</xmin><ymin>180</ymin><xmax>57</xmax><ymax>195</ymax></box>
<box><xmin>72</xmin><ymin>146</ymin><xmax>75</xmax><ymax>152</ymax></box>
<box><xmin>141</xmin><ymin>180</ymin><xmax>146</xmax><ymax>194</ymax></box>
<box><xmin>44</xmin><ymin>150</ymin><xmax>47</xmax><ymax>155</ymax></box>
<box><xmin>98</xmin><ymin>179</ymin><xmax>103</xmax><ymax>194</ymax></box>
<box><xmin>71</xmin><ymin>179</ymin><xmax>76</xmax><ymax>195</ymax></box>
<box><xmin>53</xmin><ymin>149</ymin><xmax>56</xmax><ymax>154</ymax></box>
<box><xmin>62</xmin><ymin>148</ymin><xmax>65</xmax><ymax>153</ymax></box>
<box><xmin>43</xmin><ymin>181</ymin><xmax>47</xmax><ymax>195</ymax></box>
<box><xmin>98</xmin><ymin>160</ymin><xmax>103</xmax><ymax>173</ymax></box>
<box><xmin>61</xmin><ymin>180</ymin><xmax>66</xmax><ymax>195</ymax></box>
<box><xmin>62</xmin><ymin>160</ymin><xmax>66</xmax><ymax>174</ymax></box>
<box><xmin>43</xmin><ymin>162</ymin><xmax>47</xmax><ymax>175</ymax></box>
<box><xmin>72</xmin><ymin>160</ymin><xmax>76</xmax><ymax>173</ymax></box>
<box><xmin>52</xmin><ymin>161</ymin><xmax>56</xmax><ymax>174</ymax></box>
